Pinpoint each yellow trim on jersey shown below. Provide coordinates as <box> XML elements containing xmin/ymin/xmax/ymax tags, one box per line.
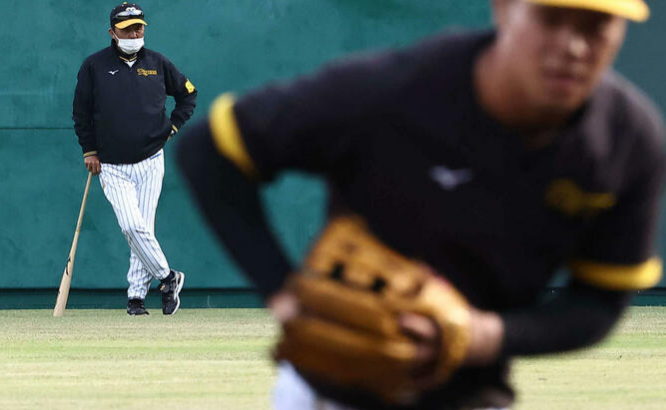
<box><xmin>568</xmin><ymin>258</ymin><xmax>663</xmax><ymax>291</ymax></box>
<box><xmin>172</xmin><ymin>124</ymin><xmax>179</xmax><ymax>133</ymax></box>
<box><xmin>83</xmin><ymin>151</ymin><xmax>98</xmax><ymax>158</ymax></box>
<box><xmin>209</xmin><ymin>94</ymin><xmax>258</xmax><ymax>178</ymax></box>
<box><xmin>118</xmin><ymin>55</ymin><xmax>137</xmax><ymax>62</ymax></box>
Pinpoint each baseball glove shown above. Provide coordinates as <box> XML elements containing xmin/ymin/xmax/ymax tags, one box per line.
<box><xmin>274</xmin><ymin>215</ymin><xmax>472</xmax><ymax>405</ymax></box>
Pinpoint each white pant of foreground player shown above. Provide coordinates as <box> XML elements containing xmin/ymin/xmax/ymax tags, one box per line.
<box><xmin>273</xmin><ymin>363</ymin><xmax>509</xmax><ymax>410</ymax></box>
<box><xmin>99</xmin><ymin>149</ymin><xmax>171</xmax><ymax>299</ymax></box>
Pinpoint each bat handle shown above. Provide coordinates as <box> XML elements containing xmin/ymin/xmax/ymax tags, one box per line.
<box><xmin>75</xmin><ymin>172</ymin><xmax>93</xmax><ymax>233</ymax></box>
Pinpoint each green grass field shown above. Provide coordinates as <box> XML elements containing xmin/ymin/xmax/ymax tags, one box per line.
<box><xmin>1</xmin><ymin>307</ymin><xmax>665</xmax><ymax>410</ymax></box>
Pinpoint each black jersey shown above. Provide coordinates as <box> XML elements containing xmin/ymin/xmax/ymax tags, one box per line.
<box><xmin>73</xmin><ymin>44</ymin><xmax>197</xmax><ymax>164</ymax></box>
<box><xmin>228</xmin><ymin>30</ymin><xmax>664</xmax><ymax>307</ymax></box>
<box><xmin>185</xmin><ymin>30</ymin><xmax>665</xmax><ymax>409</ymax></box>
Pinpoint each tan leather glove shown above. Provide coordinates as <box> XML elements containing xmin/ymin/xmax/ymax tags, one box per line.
<box><xmin>275</xmin><ymin>215</ymin><xmax>472</xmax><ymax>405</ymax></box>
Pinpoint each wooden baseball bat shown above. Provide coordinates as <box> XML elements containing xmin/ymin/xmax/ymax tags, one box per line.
<box><xmin>53</xmin><ymin>172</ymin><xmax>93</xmax><ymax>317</ymax></box>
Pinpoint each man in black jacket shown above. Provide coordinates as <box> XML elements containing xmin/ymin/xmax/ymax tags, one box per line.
<box><xmin>73</xmin><ymin>2</ymin><xmax>197</xmax><ymax>316</ymax></box>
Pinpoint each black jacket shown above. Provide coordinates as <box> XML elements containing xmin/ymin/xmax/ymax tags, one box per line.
<box><xmin>73</xmin><ymin>44</ymin><xmax>197</xmax><ymax>164</ymax></box>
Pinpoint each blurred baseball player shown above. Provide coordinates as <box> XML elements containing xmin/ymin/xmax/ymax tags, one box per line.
<box><xmin>73</xmin><ymin>2</ymin><xmax>197</xmax><ymax>315</ymax></box>
<box><xmin>178</xmin><ymin>0</ymin><xmax>663</xmax><ymax>408</ymax></box>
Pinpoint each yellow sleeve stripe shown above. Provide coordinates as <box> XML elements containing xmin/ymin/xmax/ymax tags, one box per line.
<box><xmin>172</xmin><ymin>124</ymin><xmax>178</xmax><ymax>133</ymax></box>
<box><xmin>568</xmin><ymin>257</ymin><xmax>663</xmax><ymax>291</ymax></box>
<box><xmin>209</xmin><ymin>94</ymin><xmax>258</xmax><ymax>178</ymax></box>
<box><xmin>83</xmin><ymin>151</ymin><xmax>98</xmax><ymax>158</ymax></box>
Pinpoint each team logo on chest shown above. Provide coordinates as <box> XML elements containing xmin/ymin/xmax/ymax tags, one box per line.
<box><xmin>137</xmin><ymin>68</ymin><xmax>158</xmax><ymax>76</ymax></box>
<box><xmin>545</xmin><ymin>179</ymin><xmax>616</xmax><ymax>217</ymax></box>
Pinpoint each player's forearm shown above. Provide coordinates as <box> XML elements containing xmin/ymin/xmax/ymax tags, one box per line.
<box><xmin>170</xmin><ymin>91</ymin><xmax>197</xmax><ymax>130</ymax></box>
<box><xmin>73</xmin><ymin>101</ymin><xmax>97</xmax><ymax>154</ymax></box>
<box><xmin>73</xmin><ymin>122</ymin><xmax>97</xmax><ymax>155</ymax></box>
<box><xmin>499</xmin><ymin>280</ymin><xmax>631</xmax><ymax>356</ymax></box>
<box><xmin>177</xmin><ymin>119</ymin><xmax>292</xmax><ymax>300</ymax></box>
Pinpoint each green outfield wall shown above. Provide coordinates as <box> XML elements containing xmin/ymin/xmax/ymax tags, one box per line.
<box><xmin>1</xmin><ymin>1</ymin><xmax>665</xmax><ymax>305</ymax></box>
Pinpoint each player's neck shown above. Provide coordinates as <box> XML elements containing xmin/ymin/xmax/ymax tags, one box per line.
<box><xmin>473</xmin><ymin>47</ymin><xmax>573</xmax><ymax>136</ymax></box>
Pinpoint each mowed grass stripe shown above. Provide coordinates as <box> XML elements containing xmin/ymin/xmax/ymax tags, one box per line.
<box><xmin>512</xmin><ymin>307</ymin><xmax>666</xmax><ymax>410</ymax></box>
<box><xmin>0</xmin><ymin>309</ymin><xmax>276</xmax><ymax>410</ymax></box>
<box><xmin>1</xmin><ymin>307</ymin><xmax>665</xmax><ymax>410</ymax></box>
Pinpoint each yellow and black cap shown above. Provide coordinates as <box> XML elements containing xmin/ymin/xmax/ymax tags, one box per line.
<box><xmin>525</xmin><ymin>0</ymin><xmax>649</xmax><ymax>22</ymax></box>
<box><xmin>110</xmin><ymin>2</ymin><xmax>148</xmax><ymax>29</ymax></box>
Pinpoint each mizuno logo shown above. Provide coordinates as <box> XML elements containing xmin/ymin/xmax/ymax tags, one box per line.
<box><xmin>430</xmin><ymin>166</ymin><xmax>473</xmax><ymax>190</ymax></box>
<box><xmin>108</xmin><ymin>70</ymin><xmax>119</xmax><ymax>75</ymax></box>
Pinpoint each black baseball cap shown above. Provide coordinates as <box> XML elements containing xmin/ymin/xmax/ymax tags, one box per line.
<box><xmin>110</xmin><ymin>2</ymin><xmax>148</xmax><ymax>29</ymax></box>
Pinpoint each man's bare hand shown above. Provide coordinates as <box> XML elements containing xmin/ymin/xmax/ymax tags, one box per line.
<box><xmin>399</xmin><ymin>308</ymin><xmax>504</xmax><ymax>371</ymax></box>
<box><xmin>84</xmin><ymin>155</ymin><xmax>101</xmax><ymax>175</ymax></box>
<box><xmin>463</xmin><ymin>309</ymin><xmax>504</xmax><ymax>366</ymax></box>
<box><xmin>268</xmin><ymin>290</ymin><xmax>299</xmax><ymax>323</ymax></box>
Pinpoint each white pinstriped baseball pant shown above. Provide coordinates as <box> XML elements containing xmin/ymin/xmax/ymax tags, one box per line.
<box><xmin>273</xmin><ymin>363</ymin><xmax>509</xmax><ymax>410</ymax></box>
<box><xmin>99</xmin><ymin>149</ymin><xmax>170</xmax><ymax>300</ymax></box>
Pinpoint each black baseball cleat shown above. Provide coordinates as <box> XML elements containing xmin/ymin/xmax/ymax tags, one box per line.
<box><xmin>159</xmin><ymin>270</ymin><xmax>185</xmax><ymax>315</ymax></box>
<box><xmin>127</xmin><ymin>298</ymin><xmax>149</xmax><ymax>315</ymax></box>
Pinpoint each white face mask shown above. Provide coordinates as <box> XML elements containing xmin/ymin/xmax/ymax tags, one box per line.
<box><xmin>114</xmin><ymin>33</ymin><xmax>144</xmax><ymax>55</ymax></box>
